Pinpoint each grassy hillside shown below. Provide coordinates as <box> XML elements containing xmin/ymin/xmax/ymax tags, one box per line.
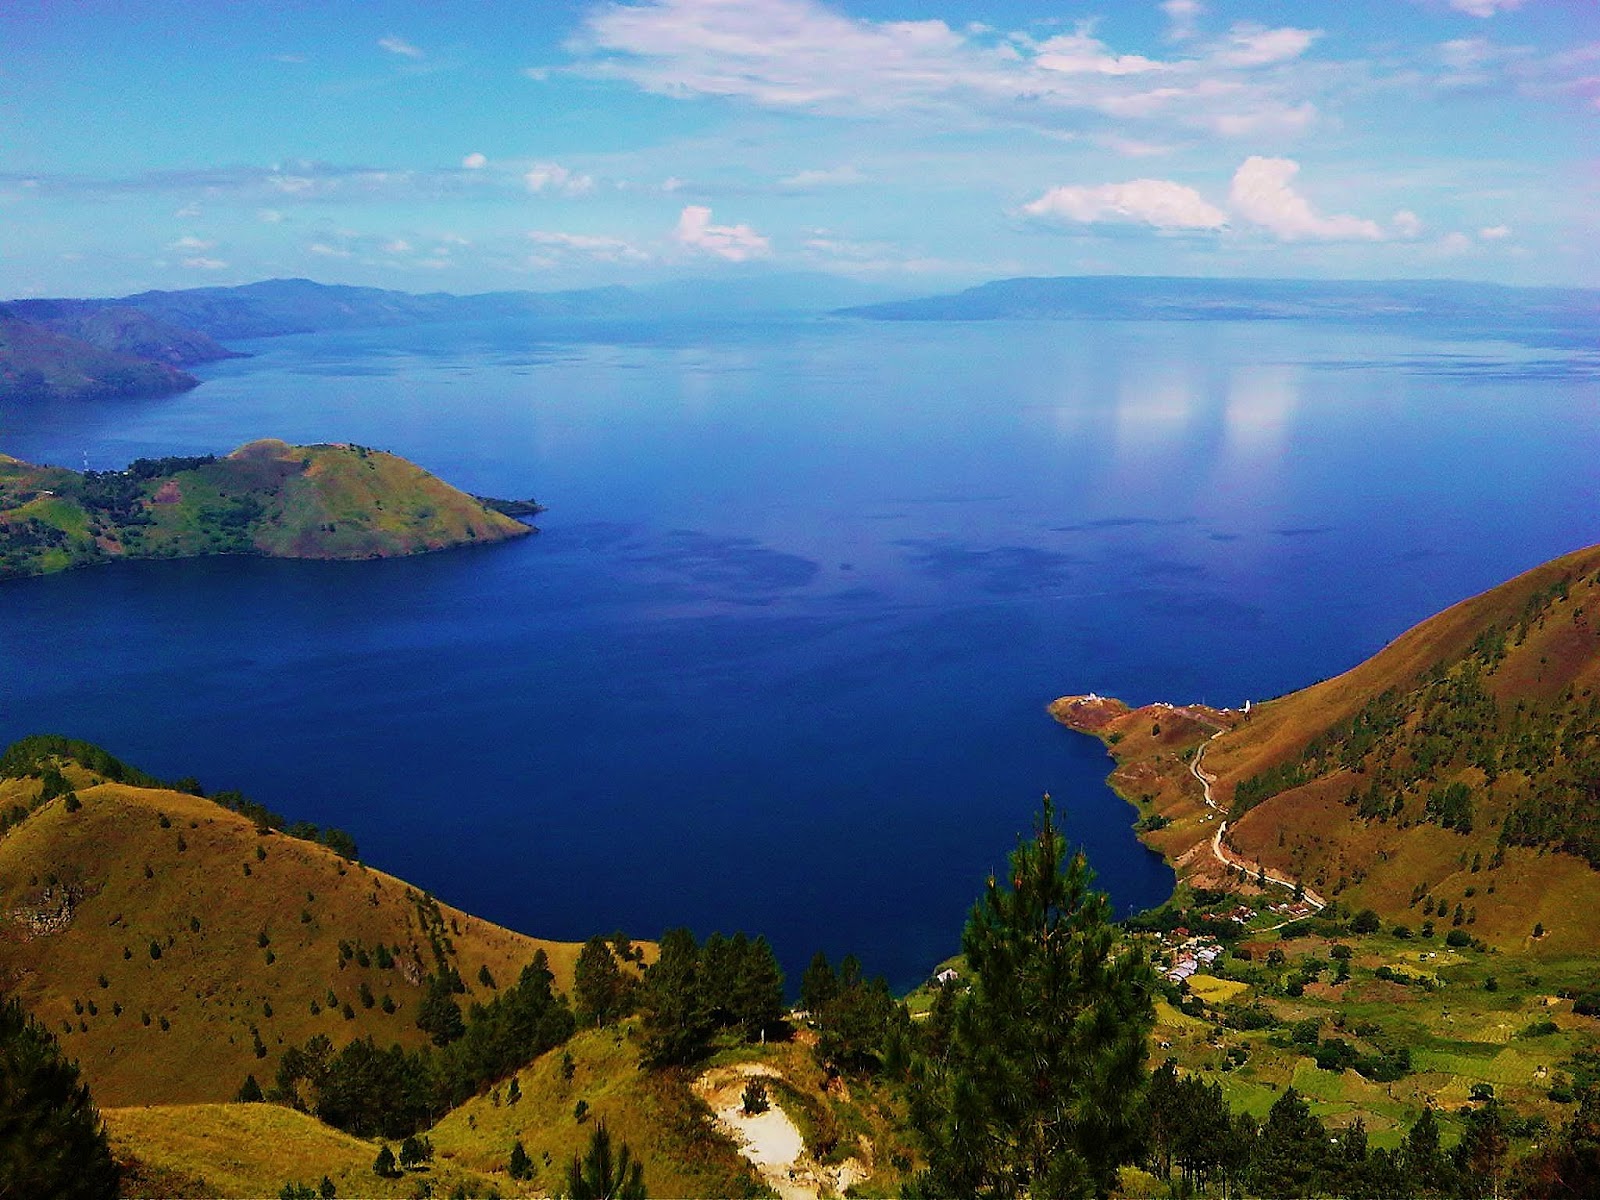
<box><xmin>0</xmin><ymin>438</ymin><xmax>535</xmax><ymax>580</ymax></box>
<box><xmin>1055</xmin><ymin>542</ymin><xmax>1600</xmax><ymax>951</ymax></box>
<box><xmin>0</xmin><ymin>311</ymin><xmax>199</xmax><ymax>401</ymax></box>
<box><xmin>0</xmin><ymin>744</ymin><xmax>584</xmax><ymax>1107</ymax></box>
<box><xmin>109</xmin><ymin>1102</ymin><xmax>506</xmax><ymax>1198</ymax></box>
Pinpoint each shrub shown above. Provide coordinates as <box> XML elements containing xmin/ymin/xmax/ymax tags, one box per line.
<box><xmin>742</xmin><ymin>1078</ymin><xmax>770</xmax><ymax>1114</ymax></box>
<box><xmin>372</xmin><ymin>1145</ymin><xmax>399</xmax><ymax>1178</ymax></box>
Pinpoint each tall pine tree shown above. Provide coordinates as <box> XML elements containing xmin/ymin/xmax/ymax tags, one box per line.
<box><xmin>909</xmin><ymin>796</ymin><xmax>1156</xmax><ymax>1199</ymax></box>
<box><xmin>0</xmin><ymin>997</ymin><xmax>119</xmax><ymax>1199</ymax></box>
<box><xmin>639</xmin><ymin>928</ymin><xmax>712</xmax><ymax>1067</ymax></box>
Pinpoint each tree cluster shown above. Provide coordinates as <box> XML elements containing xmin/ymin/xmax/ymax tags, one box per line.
<box><xmin>271</xmin><ymin>950</ymin><xmax>574</xmax><ymax>1137</ymax></box>
<box><xmin>637</xmin><ymin>929</ymin><xmax>785</xmax><ymax>1067</ymax></box>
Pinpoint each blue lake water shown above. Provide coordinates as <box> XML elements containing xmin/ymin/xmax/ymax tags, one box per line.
<box><xmin>2</xmin><ymin>314</ymin><xmax>1598</xmax><ymax>990</ymax></box>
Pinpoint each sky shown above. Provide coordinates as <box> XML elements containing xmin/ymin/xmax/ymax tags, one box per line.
<box><xmin>1</xmin><ymin>0</ymin><xmax>1596</xmax><ymax>297</ymax></box>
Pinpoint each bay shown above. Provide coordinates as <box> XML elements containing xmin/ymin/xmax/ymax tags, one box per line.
<box><xmin>2</xmin><ymin>314</ymin><xmax>1597</xmax><ymax>990</ymax></box>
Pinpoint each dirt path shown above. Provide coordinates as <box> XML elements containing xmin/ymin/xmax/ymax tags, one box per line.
<box><xmin>1190</xmin><ymin>736</ymin><xmax>1326</xmax><ymax>913</ymax></box>
<box><xmin>693</xmin><ymin>1064</ymin><xmax>866</xmax><ymax>1200</ymax></box>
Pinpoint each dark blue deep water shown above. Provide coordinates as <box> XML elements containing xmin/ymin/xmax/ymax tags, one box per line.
<box><xmin>2</xmin><ymin>315</ymin><xmax>1598</xmax><ymax>990</ymax></box>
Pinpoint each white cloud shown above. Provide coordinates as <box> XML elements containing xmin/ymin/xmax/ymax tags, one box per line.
<box><xmin>1161</xmin><ymin>0</ymin><xmax>1204</xmax><ymax>42</ymax></box>
<box><xmin>1206</xmin><ymin>103</ymin><xmax>1318</xmax><ymax>137</ymax></box>
<box><xmin>270</xmin><ymin>175</ymin><xmax>316</xmax><ymax>195</ymax></box>
<box><xmin>257</xmin><ymin>208</ymin><xmax>284</xmax><ymax>223</ymax></box>
<box><xmin>1022</xmin><ymin>179</ymin><xmax>1227</xmax><ymax>230</ymax></box>
<box><xmin>779</xmin><ymin>165</ymin><xmax>863</xmax><ymax>188</ymax></box>
<box><xmin>383</xmin><ymin>239</ymin><xmax>413</xmax><ymax>254</ymax></box>
<box><xmin>1438</xmin><ymin>231</ymin><xmax>1474</xmax><ymax>254</ymax></box>
<box><xmin>174</xmin><ymin>203</ymin><xmax>202</xmax><ymax>218</ymax></box>
<box><xmin>378</xmin><ymin>35</ymin><xmax>423</xmax><ymax>59</ymax></box>
<box><xmin>462</xmin><ymin>152</ymin><xmax>488</xmax><ymax>170</ymax></box>
<box><xmin>1479</xmin><ymin>223</ymin><xmax>1512</xmax><ymax>239</ymax></box>
<box><xmin>1095</xmin><ymin>134</ymin><xmax>1174</xmax><ymax>158</ymax></box>
<box><xmin>529</xmin><ymin>230</ymin><xmax>648</xmax><ymax>261</ymax></box>
<box><xmin>1392</xmin><ymin>210</ymin><xmax>1424</xmax><ymax>238</ymax></box>
<box><xmin>169</xmin><ymin>235</ymin><xmax>216</xmax><ymax>251</ymax></box>
<box><xmin>577</xmin><ymin>0</ymin><xmax>1329</xmax><ymax>141</ymax></box>
<box><xmin>1228</xmin><ymin>156</ymin><xmax>1384</xmax><ymax>241</ymax></box>
<box><xmin>308</xmin><ymin>242</ymin><xmax>354</xmax><ymax>258</ymax></box>
<box><xmin>524</xmin><ymin>162</ymin><xmax>595</xmax><ymax>196</ymax></box>
<box><xmin>674</xmin><ymin>205</ymin><xmax>770</xmax><ymax>261</ymax></box>
<box><xmin>1447</xmin><ymin>0</ymin><xmax>1525</xmax><ymax>16</ymax></box>
<box><xmin>1032</xmin><ymin>31</ymin><xmax>1164</xmax><ymax>76</ymax></box>
<box><xmin>181</xmin><ymin>256</ymin><xmax>228</xmax><ymax>270</ymax></box>
<box><xmin>1213</xmin><ymin>24</ymin><xmax>1320</xmax><ymax>69</ymax></box>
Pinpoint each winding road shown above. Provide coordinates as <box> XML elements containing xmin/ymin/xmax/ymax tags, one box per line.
<box><xmin>1190</xmin><ymin>734</ymin><xmax>1327</xmax><ymax>912</ymax></box>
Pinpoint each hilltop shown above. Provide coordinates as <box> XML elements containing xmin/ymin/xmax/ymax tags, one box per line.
<box><xmin>0</xmin><ymin>439</ymin><xmax>536</xmax><ymax>581</ymax></box>
<box><xmin>0</xmin><ymin>735</ymin><xmax>587</xmax><ymax>1108</ymax></box>
<box><xmin>1054</xmin><ymin>541</ymin><xmax>1600</xmax><ymax>952</ymax></box>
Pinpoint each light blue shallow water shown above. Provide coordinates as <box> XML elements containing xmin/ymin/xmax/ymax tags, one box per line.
<box><xmin>2</xmin><ymin>314</ymin><xmax>1597</xmax><ymax>989</ymax></box>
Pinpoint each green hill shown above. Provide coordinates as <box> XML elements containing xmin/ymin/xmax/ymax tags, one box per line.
<box><xmin>1055</xmin><ymin>542</ymin><xmax>1600</xmax><ymax>952</ymax></box>
<box><xmin>0</xmin><ymin>438</ymin><xmax>536</xmax><ymax>580</ymax></box>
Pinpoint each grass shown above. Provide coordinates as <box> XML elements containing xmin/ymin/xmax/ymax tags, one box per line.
<box><xmin>107</xmin><ymin>1102</ymin><xmax>501</xmax><ymax>1198</ymax></box>
<box><xmin>1151</xmin><ymin>920</ymin><xmax>1600</xmax><ymax>1160</ymax></box>
<box><xmin>1187</xmin><ymin>975</ymin><xmax>1249</xmax><ymax>1004</ymax></box>
<box><xmin>427</xmin><ymin>1025</ymin><xmax>762</xmax><ymax>1200</ymax></box>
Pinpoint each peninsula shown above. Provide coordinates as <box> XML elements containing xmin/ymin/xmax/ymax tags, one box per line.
<box><xmin>1053</xmin><ymin>541</ymin><xmax>1600</xmax><ymax>952</ymax></box>
<box><xmin>0</xmin><ymin>439</ymin><xmax>537</xmax><ymax>580</ymax></box>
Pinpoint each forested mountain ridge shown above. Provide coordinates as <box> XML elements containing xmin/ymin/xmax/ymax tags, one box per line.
<box><xmin>0</xmin><ymin>439</ymin><xmax>535</xmax><ymax>580</ymax></box>
<box><xmin>1055</xmin><ymin>541</ymin><xmax>1600</xmax><ymax>952</ymax></box>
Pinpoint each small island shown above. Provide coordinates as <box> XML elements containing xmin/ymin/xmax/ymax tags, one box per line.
<box><xmin>0</xmin><ymin>438</ymin><xmax>537</xmax><ymax>580</ymax></box>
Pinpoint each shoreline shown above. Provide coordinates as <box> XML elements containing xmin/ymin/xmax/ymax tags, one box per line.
<box><xmin>1049</xmin><ymin>693</ymin><xmax>1320</xmax><ymax>909</ymax></box>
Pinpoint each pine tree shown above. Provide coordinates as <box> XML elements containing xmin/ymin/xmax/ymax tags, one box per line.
<box><xmin>730</xmin><ymin>935</ymin><xmax>785</xmax><ymax>1040</ymax></box>
<box><xmin>0</xmin><ymin>997</ymin><xmax>120</xmax><ymax>1198</ymax></box>
<box><xmin>1247</xmin><ymin>1087</ymin><xmax>1326</xmax><ymax>1198</ymax></box>
<box><xmin>639</xmin><ymin>928</ymin><xmax>712</xmax><ymax>1067</ymax></box>
<box><xmin>566</xmin><ymin>1121</ymin><xmax>647</xmax><ymax>1200</ymax></box>
<box><xmin>372</xmin><ymin>1144</ymin><xmax>399</xmax><ymax>1178</ymax></box>
<box><xmin>908</xmin><ymin>796</ymin><xmax>1157</xmax><ymax>1199</ymax></box>
<box><xmin>508</xmin><ymin>1139</ymin><xmax>534</xmax><ymax>1181</ymax></box>
<box><xmin>574</xmin><ymin>935</ymin><xmax>631</xmax><ymax>1027</ymax></box>
<box><xmin>236</xmin><ymin>1072</ymin><xmax>264</xmax><ymax>1102</ymax></box>
<box><xmin>799</xmin><ymin>950</ymin><xmax>838</xmax><ymax>1017</ymax></box>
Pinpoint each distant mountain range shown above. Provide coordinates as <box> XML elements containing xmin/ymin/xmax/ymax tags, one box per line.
<box><xmin>8</xmin><ymin>272</ymin><xmax>1595</xmax><ymax>405</ymax></box>
<box><xmin>840</xmin><ymin>274</ymin><xmax>1600</xmax><ymax>345</ymax></box>
<box><xmin>0</xmin><ymin>273</ymin><xmax>900</xmax><ymax>402</ymax></box>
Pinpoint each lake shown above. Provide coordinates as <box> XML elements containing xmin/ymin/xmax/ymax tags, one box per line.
<box><xmin>2</xmin><ymin>313</ymin><xmax>1597</xmax><ymax>990</ymax></box>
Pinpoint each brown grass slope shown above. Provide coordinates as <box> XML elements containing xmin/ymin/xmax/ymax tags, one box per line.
<box><xmin>0</xmin><ymin>766</ymin><xmax>584</xmax><ymax>1106</ymax></box>
<box><xmin>1202</xmin><ymin>543</ymin><xmax>1600</xmax><ymax>949</ymax></box>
